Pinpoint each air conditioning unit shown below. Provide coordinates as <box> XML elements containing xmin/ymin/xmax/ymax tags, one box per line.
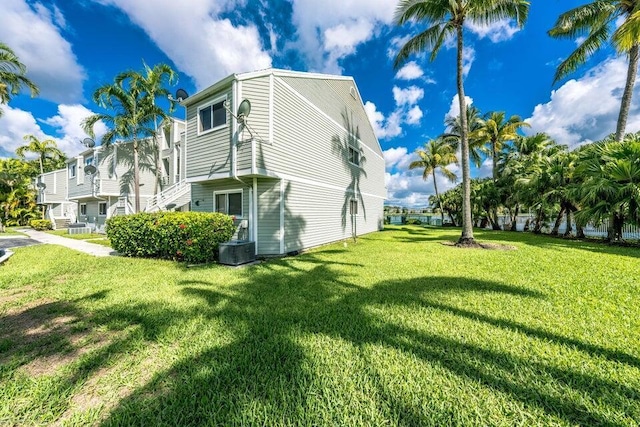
<box><xmin>218</xmin><ymin>240</ymin><xmax>256</xmax><ymax>266</ymax></box>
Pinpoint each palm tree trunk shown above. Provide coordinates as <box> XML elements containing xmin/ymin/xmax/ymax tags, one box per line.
<box><xmin>492</xmin><ymin>140</ymin><xmax>498</xmax><ymax>182</ymax></box>
<box><xmin>551</xmin><ymin>207</ymin><xmax>565</xmax><ymax>236</ymax></box>
<box><xmin>563</xmin><ymin>204</ymin><xmax>573</xmax><ymax>237</ymax></box>
<box><xmin>133</xmin><ymin>138</ymin><xmax>141</xmax><ymax>213</ymax></box>
<box><xmin>510</xmin><ymin>204</ymin><xmax>519</xmax><ymax>231</ymax></box>
<box><xmin>533</xmin><ymin>205</ymin><xmax>544</xmax><ymax>234</ymax></box>
<box><xmin>616</xmin><ymin>44</ymin><xmax>639</xmax><ymax>142</ymax></box>
<box><xmin>432</xmin><ymin>170</ymin><xmax>444</xmax><ymax>223</ymax></box>
<box><xmin>456</xmin><ymin>25</ymin><xmax>475</xmax><ymax>245</ymax></box>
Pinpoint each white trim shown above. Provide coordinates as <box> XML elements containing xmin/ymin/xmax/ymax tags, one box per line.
<box><xmin>213</xmin><ymin>189</ymin><xmax>244</xmax><ymax>218</ymax></box>
<box><xmin>251</xmin><ymin>138</ymin><xmax>256</xmax><ymax>175</ymax></box>
<box><xmin>232</xmin><ymin>81</ymin><xmax>239</xmax><ymax>178</ymax></box>
<box><xmin>279</xmin><ymin>179</ymin><xmax>285</xmax><ymax>254</ymax></box>
<box><xmin>275</xmin><ymin>77</ymin><xmax>384</xmax><ymax>162</ymax></box>
<box><xmin>237</xmin><ymin>68</ymin><xmax>355</xmax><ymax>83</ymax></box>
<box><xmin>255</xmin><ymin>168</ymin><xmax>386</xmax><ymax>200</ymax></box>
<box><xmin>269</xmin><ymin>73</ymin><xmax>274</xmax><ymax>144</ymax></box>
<box><xmin>253</xmin><ymin>177</ymin><xmax>258</xmax><ymax>255</ymax></box>
<box><xmin>196</xmin><ymin>95</ymin><xmax>228</xmax><ymax>136</ymax></box>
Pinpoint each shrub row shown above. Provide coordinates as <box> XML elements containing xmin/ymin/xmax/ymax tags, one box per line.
<box><xmin>29</xmin><ymin>219</ymin><xmax>53</xmax><ymax>230</ymax></box>
<box><xmin>106</xmin><ymin>212</ymin><xmax>235</xmax><ymax>263</ymax></box>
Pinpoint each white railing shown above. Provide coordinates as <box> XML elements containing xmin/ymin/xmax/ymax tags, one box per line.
<box><xmin>145</xmin><ymin>179</ymin><xmax>190</xmax><ymax>212</ymax></box>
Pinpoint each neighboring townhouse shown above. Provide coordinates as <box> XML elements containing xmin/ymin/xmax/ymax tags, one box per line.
<box><xmin>62</xmin><ymin>118</ymin><xmax>188</xmax><ymax>231</ymax></box>
<box><xmin>182</xmin><ymin>68</ymin><xmax>386</xmax><ymax>256</ymax></box>
<box><xmin>35</xmin><ymin>168</ymin><xmax>77</xmax><ymax>229</ymax></box>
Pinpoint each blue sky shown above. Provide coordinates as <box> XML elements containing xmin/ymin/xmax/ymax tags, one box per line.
<box><xmin>1</xmin><ymin>0</ymin><xmax>637</xmax><ymax>207</ymax></box>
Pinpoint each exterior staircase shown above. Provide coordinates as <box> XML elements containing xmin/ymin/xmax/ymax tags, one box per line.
<box><xmin>145</xmin><ymin>179</ymin><xmax>191</xmax><ymax>212</ymax></box>
<box><xmin>54</xmin><ymin>218</ymin><xmax>71</xmax><ymax>229</ymax></box>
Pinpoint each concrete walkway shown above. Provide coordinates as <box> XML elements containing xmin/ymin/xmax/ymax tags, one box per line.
<box><xmin>19</xmin><ymin>229</ymin><xmax>117</xmax><ymax>257</ymax></box>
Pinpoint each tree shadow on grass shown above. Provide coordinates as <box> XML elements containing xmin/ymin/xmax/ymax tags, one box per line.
<box><xmin>94</xmin><ymin>255</ymin><xmax>638</xmax><ymax>426</ymax></box>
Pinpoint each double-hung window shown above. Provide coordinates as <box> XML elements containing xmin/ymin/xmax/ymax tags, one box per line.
<box><xmin>69</xmin><ymin>164</ymin><xmax>77</xmax><ymax>178</ymax></box>
<box><xmin>348</xmin><ymin>146</ymin><xmax>360</xmax><ymax>166</ymax></box>
<box><xmin>79</xmin><ymin>203</ymin><xmax>87</xmax><ymax>216</ymax></box>
<box><xmin>198</xmin><ymin>98</ymin><xmax>227</xmax><ymax>134</ymax></box>
<box><xmin>98</xmin><ymin>202</ymin><xmax>107</xmax><ymax>216</ymax></box>
<box><xmin>214</xmin><ymin>191</ymin><xmax>242</xmax><ymax>217</ymax></box>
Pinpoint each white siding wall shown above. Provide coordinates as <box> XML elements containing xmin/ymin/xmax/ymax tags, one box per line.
<box><xmin>256</xmin><ymin>178</ymin><xmax>281</xmax><ymax>255</ymax></box>
<box><xmin>186</xmin><ymin>87</ymin><xmax>233</xmax><ymax>178</ymax></box>
<box><xmin>191</xmin><ymin>179</ymin><xmax>252</xmax><ymax>240</ymax></box>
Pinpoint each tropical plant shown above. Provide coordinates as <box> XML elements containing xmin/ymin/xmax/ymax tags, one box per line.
<box><xmin>442</xmin><ymin>105</ymin><xmax>485</xmax><ymax>167</ymax></box>
<box><xmin>16</xmin><ymin>134</ymin><xmax>66</xmax><ymax>174</ymax></box>
<box><xmin>394</xmin><ymin>0</ymin><xmax>529</xmax><ymax>245</ymax></box>
<box><xmin>572</xmin><ymin>134</ymin><xmax>640</xmax><ymax>241</ymax></box>
<box><xmin>409</xmin><ymin>137</ymin><xmax>458</xmax><ymax>223</ymax></box>
<box><xmin>474</xmin><ymin>111</ymin><xmax>530</xmax><ymax>180</ymax></box>
<box><xmin>0</xmin><ymin>158</ymin><xmax>39</xmax><ymax>231</ymax></box>
<box><xmin>83</xmin><ymin>66</ymin><xmax>173</xmax><ymax>212</ymax></box>
<box><xmin>119</xmin><ymin>62</ymin><xmax>177</xmax><ymax>194</ymax></box>
<box><xmin>0</xmin><ymin>42</ymin><xmax>39</xmax><ymax>117</ymax></box>
<box><xmin>549</xmin><ymin>1</ymin><xmax>640</xmax><ymax>142</ymax></box>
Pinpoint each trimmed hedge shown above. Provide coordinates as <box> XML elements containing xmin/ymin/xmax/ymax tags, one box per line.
<box><xmin>106</xmin><ymin>212</ymin><xmax>235</xmax><ymax>263</ymax></box>
<box><xmin>29</xmin><ymin>219</ymin><xmax>53</xmax><ymax>231</ymax></box>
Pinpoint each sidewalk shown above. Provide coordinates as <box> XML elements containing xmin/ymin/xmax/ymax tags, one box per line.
<box><xmin>19</xmin><ymin>229</ymin><xmax>117</xmax><ymax>257</ymax></box>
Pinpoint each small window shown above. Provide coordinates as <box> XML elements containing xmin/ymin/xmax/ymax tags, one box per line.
<box><xmin>198</xmin><ymin>99</ymin><xmax>227</xmax><ymax>133</ymax></box>
<box><xmin>350</xmin><ymin>199</ymin><xmax>358</xmax><ymax>215</ymax></box>
<box><xmin>85</xmin><ymin>156</ymin><xmax>94</xmax><ymax>166</ymax></box>
<box><xmin>80</xmin><ymin>203</ymin><xmax>87</xmax><ymax>215</ymax></box>
<box><xmin>350</xmin><ymin>86</ymin><xmax>357</xmax><ymax>99</ymax></box>
<box><xmin>214</xmin><ymin>191</ymin><xmax>242</xmax><ymax>217</ymax></box>
<box><xmin>348</xmin><ymin>146</ymin><xmax>360</xmax><ymax>166</ymax></box>
<box><xmin>69</xmin><ymin>164</ymin><xmax>76</xmax><ymax>178</ymax></box>
<box><xmin>99</xmin><ymin>202</ymin><xmax>107</xmax><ymax>216</ymax></box>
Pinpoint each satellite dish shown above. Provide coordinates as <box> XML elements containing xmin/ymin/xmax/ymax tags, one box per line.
<box><xmin>175</xmin><ymin>88</ymin><xmax>189</xmax><ymax>101</ymax></box>
<box><xmin>82</xmin><ymin>138</ymin><xmax>95</xmax><ymax>148</ymax></box>
<box><xmin>36</xmin><ymin>182</ymin><xmax>46</xmax><ymax>189</ymax></box>
<box><xmin>237</xmin><ymin>99</ymin><xmax>251</xmax><ymax>122</ymax></box>
<box><xmin>84</xmin><ymin>164</ymin><xmax>97</xmax><ymax>175</ymax></box>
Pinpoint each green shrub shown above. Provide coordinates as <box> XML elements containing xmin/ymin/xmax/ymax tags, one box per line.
<box><xmin>29</xmin><ymin>219</ymin><xmax>53</xmax><ymax>231</ymax></box>
<box><xmin>406</xmin><ymin>218</ymin><xmax>422</xmax><ymax>225</ymax></box>
<box><xmin>106</xmin><ymin>212</ymin><xmax>235</xmax><ymax>263</ymax></box>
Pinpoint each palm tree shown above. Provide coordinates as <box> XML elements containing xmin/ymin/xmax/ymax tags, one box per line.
<box><xmin>118</xmin><ymin>63</ymin><xmax>177</xmax><ymax>194</ymax></box>
<box><xmin>15</xmin><ymin>135</ymin><xmax>66</xmax><ymax>175</ymax></box>
<box><xmin>0</xmin><ymin>42</ymin><xmax>39</xmax><ymax>117</ymax></box>
<box><xmin>474</xmin><ymin>111</ymin><xmax>530</xmax><ymax>180</ymax></box>
<box><xmin>83</xmin><ymin>72</ymin><xmax>167</xmax><ymax>212</ymax></box>
<box><xmin>442</xmin><ymin>105</ymin><xmax>485</xmax><ymax>167</ymax></box>
<box><xmin>409</xmin><ymin>137</ymin><xmax>458</xmax><ymax>223</ymax></box>
<box><xmin>394</xmin><ymin>0</ymin><xmax>529</xmax><ymax>245</ymax></box>
<box><xmin>549</xmin><ymin>1</ymin><xmax>640</xmax><ymax>142</ymax></box>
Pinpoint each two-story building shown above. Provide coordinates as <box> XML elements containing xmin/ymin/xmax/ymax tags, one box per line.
<box><xmin>46</xmin><ymin>118</ymin><xmax>189</xmax><ymax>231</ymax></box>
<box><xmin>35</xmin><ymin>168</ymin><xmax>77</xmax><ymax>229</ymax></box>
<box><xmin>182</xmin><ymin>69</ymin><xmax>386</xmax><ymax>256</ymax></box>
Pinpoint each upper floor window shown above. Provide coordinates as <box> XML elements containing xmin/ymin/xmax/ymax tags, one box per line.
<box><xmin>348</xmin><ymin>146</ymin><xmax>360</xmax><ymax>166</ymax></box>
<box><xmin>69</xmin><ymin>164</ymin><xmax>76</xmax><ymax>178</ymax></box>
<box><xmin>198</xmin><ymin>98</ymin><xmax>227</xmax><ymax>134</ymax></box>
<box><xmin>85</xmin><ymin>156</ymin><xmax>94</xmax><ymax>166</ymax></box>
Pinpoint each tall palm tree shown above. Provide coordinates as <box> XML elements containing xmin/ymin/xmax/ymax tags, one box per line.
<box><xmin>15</xmin><ymin>135</ymin><xmax>65</xmax><ymax>175</ymax></box>
<box><xmin>83</xmin><ymin>72</ymin><xmax>167</xmax><ymax>212</ymax></box>
<box><xmin>118</xmin><ymin>63</ymin><xmax>177</xmax><ymax>194</ymax></box>
<box><xmin>442</xmin><ymin>104</ymin><xmax>485</xmax><ymax>167</ymax></box>
<box><xmin>474</xmin><ymin>111</ymin><xmax>530</xmax><ymax>180</ymax></box>
<box><xmin>409</xmin><ymin>137</ymin><xmax>458</xmax><ymax>222</ymax></box>
<box><xmin>0</xmin><ymin>42</ymin><xmax>39</xmax><ymax>117</ymax></box>
<box><xmin>394</xmin><ymin>0</ymin><xmax>529</xmax><ymax>245</ymax></box>
<box><xmin>549</xmin><ymin>1</ymin><xmax>640</xmax><ymax>142</ymax></box>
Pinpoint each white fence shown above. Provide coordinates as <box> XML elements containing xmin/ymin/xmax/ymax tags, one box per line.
<box><xmin>497</xmin><ymin>215</ymin><xmax>640</xmax><ymax>240</ymax></box>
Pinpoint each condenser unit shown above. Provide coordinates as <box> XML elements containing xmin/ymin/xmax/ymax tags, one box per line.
<box><xmin>218</xmin><ymin>240</ymin><xmax>256</xmax><ymax>266</ymax></box>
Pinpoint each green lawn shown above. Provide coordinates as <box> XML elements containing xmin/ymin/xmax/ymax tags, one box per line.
<box><xmin>46</xmin><ymin>229</ymin><xmax>111</xmax><ymax>247</ymax></box>
<box><xmin>1</xmin><ymin>226</ymin><xmax>638</xmax><ymax>426</ymax></box>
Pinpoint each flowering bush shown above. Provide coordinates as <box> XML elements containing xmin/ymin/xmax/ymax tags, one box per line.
<box><xmin>29</xmin><ymin>219</ymin><xmax>53</xmax><ymax>230</ymax></box>
<box><xmin>106</xmin><ymin>211</ymin><xmax>235</xmax><ymax>263</ymax></box>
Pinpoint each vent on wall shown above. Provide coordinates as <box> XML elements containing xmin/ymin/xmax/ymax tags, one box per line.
<box><xmin>350</xmin><ymin>86</ymin><xmax>357</xmax><ymax>99</ymax></box>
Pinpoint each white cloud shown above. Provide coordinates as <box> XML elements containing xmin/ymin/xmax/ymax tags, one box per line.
<box><xmin>291</xmin><ymin>0</ymin><xmax>395</xmax><ymax>73</ymax></box>
<box><xmin>385</xmin><ymin>166</ymin><xmax>459</xmax><ymax>208</ymax></box>
<box><xmin>395</xmin><ymin>61</ymin><xmax>424</xmax><ymax>80</ymax></box>
<box><xmin>393</xmin><ymin>86</ymin><xmax>424</xmax><ymax>106</ymax></box>
<box><xmin>0</xmin><ymin>0</ymin><xmax>85</xmax><ymax>103</ymax></box>
<box><xmin>406</xmin><ymin>105</ymin><xmax>423</xmax><ymax>125</ymax></box>
<box><xmin>383</xmin><ymin>146</ymin><xmax>411</xmax><ymax>170</ymax></box>
<box><xmin>0</xmin><ymin>104</ymin><xmax>106</xmax><ymax>159</ymax></box>
<box><xmin>42</xmin><ymin>104</ymin><xmax>108</xmax><ymax>157</ymax></box>
<box><xmin>466</xmin><ymin>18</ymin><xmax>521</xmax><ymax>43</ymax></box>
<box><xmin>525</xmin><ymin>56</ymin><xmax>640</xmax><ymax>149</ymax></box>
<box><xmin>445</xmin><ymin>94</ymin><xmax>474</xmax><ymax>122</ymax></box>
<box><xmin>365</xmin><ymin>101</ymin><xmax>403</xmax><ymax>139</ymax></box>
<box><xmin>92</xmin><ymin>0</ymin><xmax>272</xmax><ymax>89</ymax></box>
<box><xmin>387</xmin><ymin>35</ymin><xmax>412</xmax><ymax>60</ymax></box>
<box><xmin>462</xmin><ymin>46</ymin><xmax>476</xmax><ymax>77</ymax></box>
